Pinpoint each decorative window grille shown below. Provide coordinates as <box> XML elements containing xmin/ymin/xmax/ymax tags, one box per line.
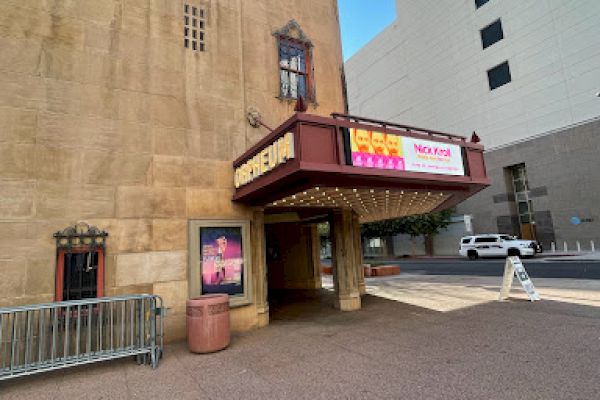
<box><xmin>184</xmin><ymin>4</ymin><xmax>206</xmax><ymax>52</ymax></box>
<box><xmin>53</xmin><ymin>222</ymin><xmax>108</xmax><ymax>301</ymax></box>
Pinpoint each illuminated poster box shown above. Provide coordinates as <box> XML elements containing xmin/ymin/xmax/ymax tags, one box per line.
<box><xmin>188</xmin><ymin>220</ymin><xmax>253</xmax><ymax>307</ymax></box>
<box><xmin>348</xmin><ymin>128</ymin><xmax>465</xmax><ymax>176</ymax></box>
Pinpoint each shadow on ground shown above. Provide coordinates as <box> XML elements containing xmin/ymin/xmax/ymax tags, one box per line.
<box><xmin>1</xmin><ymin>290</ymin><xmax>599</xmax><ymax>399</ymax></box>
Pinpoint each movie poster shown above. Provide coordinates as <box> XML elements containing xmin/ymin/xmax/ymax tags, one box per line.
<box><xmin>349</xmin><ymin>128</ymin><xmax>465</xmax><ymax>176</ymax></box>
<box><xmin>349</xmin><ymin>128</ymin><xmax>406</xmax><ymax>170</ymax></box>
<box><xmin>200</xmin><ymin>227</ymin><xmax>244</xmax><ymax>296</ymax></box>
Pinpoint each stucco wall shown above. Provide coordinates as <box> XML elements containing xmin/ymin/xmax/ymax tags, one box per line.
<box><xmin>0</xmin><ymin>0</ymin><xmax>345</xmax><ymax>340</ymax></box>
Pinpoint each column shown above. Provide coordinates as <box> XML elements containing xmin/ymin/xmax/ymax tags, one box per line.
<box><xmin>352</xmin><ymin>213</ymin><xmax>366</xmax><ymax>295</ymax></box>
<box><xmin>331</xmin><ymin>209</ymin><xmax>361</xmax><ymax>311</ymax></box>
<box><xmin>310</xmin><ymin>224</ymin><xmax>322</xmax><ymax>289</ymax></box>
<box><xmin>252</xmin><ymin>209</ymin><xmax>269</xmax><ymax>327</ymax></box>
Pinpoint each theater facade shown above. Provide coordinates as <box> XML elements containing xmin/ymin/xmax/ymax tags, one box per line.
<box><xmin>0</xmin><ymin>0</ymin><xmax>488</xmax><ymax>341</ymax></box>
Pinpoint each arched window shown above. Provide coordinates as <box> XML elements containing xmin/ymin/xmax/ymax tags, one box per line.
<box><xmin>274</xmin><ymin>20</ymin><xmax>315</xmax><ymax>102</ymax></box>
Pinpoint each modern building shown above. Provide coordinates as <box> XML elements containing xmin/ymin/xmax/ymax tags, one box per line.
<box><xmin>346</xmin><ymin>0</ymin><xmax>600</xmax><ymax>251</ymax></box>
<box><xmin>0</xmin><ymin>0</ymin><xmax>488</xmax><ymax>342</ymax></box>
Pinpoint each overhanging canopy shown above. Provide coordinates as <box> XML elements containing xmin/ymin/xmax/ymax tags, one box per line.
<box><xmin>233</xmin><ymin>113</ymin><xmax>490</xmax><ymax>223</ymax></box>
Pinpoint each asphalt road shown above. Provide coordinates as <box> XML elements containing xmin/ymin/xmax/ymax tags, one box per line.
<box><xmin>368</xmin><ymin>258</ymin><xmax>600</xmax><ymax>279</ymax></box>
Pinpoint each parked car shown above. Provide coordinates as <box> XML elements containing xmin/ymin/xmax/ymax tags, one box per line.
<box><xmin>459</xmin><ymin>234</ymin><xmax>542</xmax><ymax>260</ymax></box>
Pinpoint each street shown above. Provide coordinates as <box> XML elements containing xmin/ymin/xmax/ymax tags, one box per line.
<box><xmin>367</xmin><ymin>258</ymin><xmax>600</xmax><ymax>279</ymax></box>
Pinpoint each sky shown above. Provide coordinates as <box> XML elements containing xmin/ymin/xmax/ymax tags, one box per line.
<box><xmin>338</xmin><ymin>0</ymin><xmax>397</xmax><ymax>61</ymax></box>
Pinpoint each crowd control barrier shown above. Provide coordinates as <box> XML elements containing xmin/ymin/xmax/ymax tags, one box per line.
<box><xmin>0</xmin><ymin>294</ymin><xmax>165</xmax><ymax>381</ymax></box>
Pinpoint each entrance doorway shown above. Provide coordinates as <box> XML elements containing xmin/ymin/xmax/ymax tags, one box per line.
<box><xmin>265</xmin><ymin>219</ymin><xmax>323</xmax><ymax>319</ymax></box>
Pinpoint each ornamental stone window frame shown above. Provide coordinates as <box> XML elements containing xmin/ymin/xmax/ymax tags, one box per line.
<box><xmin>273</xmin><ymin>19</ymin><xmax>316</xmax><ymax>104</ymax></box>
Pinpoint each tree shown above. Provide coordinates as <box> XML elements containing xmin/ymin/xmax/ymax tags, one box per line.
<box><xmin>360</xmin><ymin>219</ymin><xmax>409</xmax><ymax>256</ymax></box>
<box><xmin>361</xmin><ymin>208</ymin><xmax>454</xmax><ymax>256</ymax></box>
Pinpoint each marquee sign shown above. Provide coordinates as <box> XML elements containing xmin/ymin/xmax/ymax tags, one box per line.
<box><xmin>234</xmin><ymin>131</ymin><xmax>295</xmax><ymax>188</ymax></box>
<box><xmin>347</xmin><ymin>128</ymin><xmax>465</xmax><ymax>176</ymax></box>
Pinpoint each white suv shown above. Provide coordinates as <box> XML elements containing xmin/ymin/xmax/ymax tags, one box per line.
<box><xmin>459</xmin><ymin>234</ymin><xmax>540</xmax><ymax>260</ymax></box>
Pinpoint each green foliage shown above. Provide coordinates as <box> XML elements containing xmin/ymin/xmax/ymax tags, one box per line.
<box><xmin>360</xmin><ymin>219</ymin><xmax>406</xmax><ymax>239</ymax></box>
<box><xmin>361</xmin><ymin>208</ymin><xmax>454</xmax><ymax>239</ymax></box>
<box><xmin>317</xmin><ymin>222</ymin><xmax>330</xmax><ymax>237</ymax></box>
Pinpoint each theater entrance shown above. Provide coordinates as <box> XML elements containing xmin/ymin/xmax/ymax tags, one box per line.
<box><xmin>265</xmin><ymin>218</ymin><xmax>323</xmax><ymax>319</ymax></box>
<box><xmin>264</xmin><ymin>208</ymin><xmax>366</xmax><ymax>320</ymax></box>
<box><xmin>232</xmin><ymin>112</ymin><xmax>490</xmax><ymax>322</ymax></box>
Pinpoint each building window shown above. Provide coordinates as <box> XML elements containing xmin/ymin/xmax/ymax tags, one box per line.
<box><xmin>58</xmin><ymin>250</ymin><xmax>103</xmax><ymax>301</ymax></box>
<box><xmin>481</xmin><ymin>19</ymin><xmax>503</xmax><ymax>49</ymax></box>
<box><xmin>509</xmin><ymin>164</ymin><xmax>537</xmax><ymax>240</ymax></box>
<box><xmin>53</xmin><ymin>222</ymin><xmax>108</xmax><ymax>301</ymax></box>
<box><xmin>274</xmin><ymin>20</ymin><xmax>315</xmax><ymax>102</ymax></box>
<box><xmin>184</xmin><ymin>4</ymin><xmax>206</xmax><ymax>52</ymax></box>
<box><xmin>475</xmin><ymin>0</ymin><xmax>490</xmax><ymax>9</ymax></box>
<box><xmin>279</xmin><ymin>39</ymin><xmax>312</xmax><ymax>100</ymax></box>
<box><xmin>487</xmin><ymin>61</ymin><xmax>511</xmax><ymax>90</ymax></box>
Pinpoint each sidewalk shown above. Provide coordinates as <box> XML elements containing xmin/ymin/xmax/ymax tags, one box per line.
<box><xmin>2</xmin><ymin>282</ymin><xmax>599</xmax><ymax>399</ymax></box>
<box><xmin>543</xmin><ymin>251</ymin><xmax>600</xmax><ymax>261</ymax></box>
<box><xmin>364</xmin><ymin>251</ymin><xmax>600</xmax><ymax>263</ymax></box>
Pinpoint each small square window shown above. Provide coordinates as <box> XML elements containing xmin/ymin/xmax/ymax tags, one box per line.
<box><xmin>487</xmin><ymin>61</ymin><xmax>511</xmax><ymax>90</ymax></box>
<box><xmin>481</xmin><ymin>19</ymin><xmax>503</xmax><ymax>49</ymax></box>
<box><xmin>475</xmin><ymin>0</ymin><xmax>490</xmax><ymax>8</ymax></box>
<box><xmin>184</xmin><ymin>5</ymin><xmax>206</xmax><ymax>52</ymax></box>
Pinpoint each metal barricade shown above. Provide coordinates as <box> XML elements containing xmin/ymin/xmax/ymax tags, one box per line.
<box><xmin>0</xmin><ymin>294</ymin><xmax>165</xmax><ymax>381</ymax></box>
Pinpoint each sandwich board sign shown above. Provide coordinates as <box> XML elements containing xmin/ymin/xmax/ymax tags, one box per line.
<box><xmin>499</xmin><ymin>256</ymin><xmax>540</xmax><ymax>301</ymax></box>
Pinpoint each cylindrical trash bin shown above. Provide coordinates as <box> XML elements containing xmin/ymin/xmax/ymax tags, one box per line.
<box><xmin>186</xmin><ymin>294</ymin><xmax>230</xmax><ymax>353</ymax></box>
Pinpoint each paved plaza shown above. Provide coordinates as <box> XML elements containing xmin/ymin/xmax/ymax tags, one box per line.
<box><xmin>2</xmin><ymin>275</ymin><xmax>599</xmax><ymax>399</ymax></box>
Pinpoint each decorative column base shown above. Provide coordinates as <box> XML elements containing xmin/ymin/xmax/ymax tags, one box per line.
<box><xmin>334</xmin><ymin>294</ymin><xmax>361</xmax><ymax>311</ymax></box>
<box><xmin>358</xmin><ymin>281</ymin><xmax>366</xmax><ymax>295</ymax></box>
<box><xmin>257</xmin><ymin>304</ymin><xmax>269</xmax><ymax>328</ymax></box>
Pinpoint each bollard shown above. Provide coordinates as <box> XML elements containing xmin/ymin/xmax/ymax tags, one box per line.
<box><xmin>564</xmin><ymin>241</ymin><xmax>568</xmax><ymax>252</ymax></box>
<box><xmin>551</xmin><ymin>242</ymin><xmax>556</xmax><ymax>252</ymax></box>
<box><xmin>592</xmin><ymin>240</ymin><xmax>596</xmax><ymax>252</ymax></box>
<box><xmin>576</xmin><ymin>241</ymin><xmax>581</xmax><ymax>252</ymax></box>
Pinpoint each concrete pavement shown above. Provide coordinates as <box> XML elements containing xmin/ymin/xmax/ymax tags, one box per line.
<box><xmin>363</xmin><ymin>258</ymin><xmax>600</xmax><ymax>279</ymax></box>
<box><xmin>337</xmin><ymin>274</ymin><xmax>600</xmax><ymax>312</ymax></box>
<box><xmin>2</xmin><ymin>278</ymin><xmax>599</xmax><ymax>399</ymax></box>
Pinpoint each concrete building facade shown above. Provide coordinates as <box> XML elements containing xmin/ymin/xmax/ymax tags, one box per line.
<box><xmin>346</xmin><ymin>0</ymin><xmax>600</xmax><ymax>250</ymax></box>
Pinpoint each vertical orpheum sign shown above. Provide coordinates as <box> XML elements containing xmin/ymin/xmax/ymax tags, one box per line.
<box><xmin>348</xmin><ymin>128</ymin><xmax>465</xmax><ymax>176</ymax></box>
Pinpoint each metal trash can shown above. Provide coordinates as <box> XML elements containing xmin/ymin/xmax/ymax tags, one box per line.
<box><xmin>186</xmin><ymin>294</ymin><xmax>230</xmax><ymax>353</ymax></box>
